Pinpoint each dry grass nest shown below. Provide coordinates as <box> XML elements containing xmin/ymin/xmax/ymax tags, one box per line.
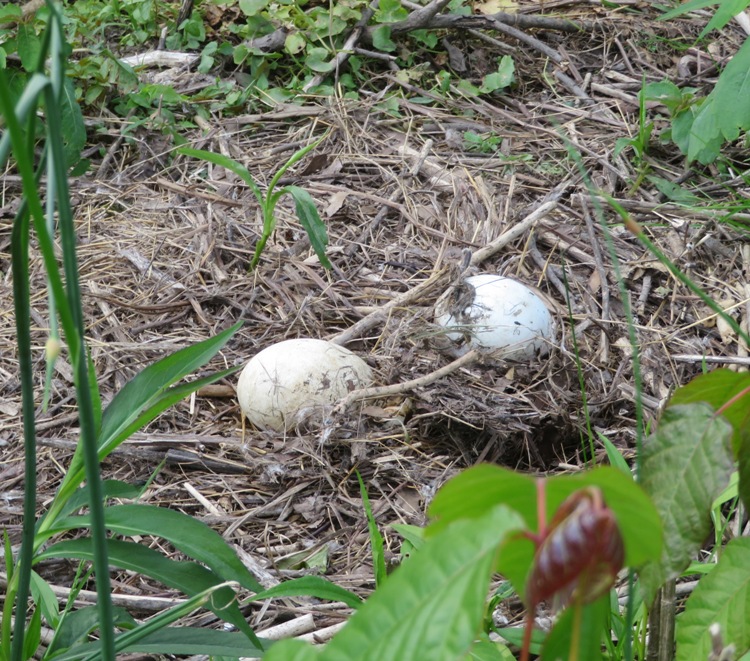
<box><xmin>2</xmin><ymin>2</ymin><xmax>750</xmax><ymax>639</ymax></box>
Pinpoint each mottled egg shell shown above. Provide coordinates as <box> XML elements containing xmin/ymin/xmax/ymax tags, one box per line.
<box><xmin>435</xmin><ymin>274</ymin><xmax>555</xmax><ymax>360</ymax></box>
<box><xmin>237</xmin><ymin>338</ymin><xmax>373</xmax><ymax>431</ymax></box>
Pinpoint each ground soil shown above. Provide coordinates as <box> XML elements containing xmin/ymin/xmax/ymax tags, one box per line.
<box><xmin>2</xmin><ymin>0</ymin><xmax>750</xmax><ymax>652</ymax></box>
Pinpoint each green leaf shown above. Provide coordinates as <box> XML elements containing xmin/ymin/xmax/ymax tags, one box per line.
<box><xmin>305</xmin><ymin>47</ymin><xmax>334</xmax><ymax>73</ymax></box>
<box><xmin>98</xmin><ymin>322</ymin><xmax>242</xmax><ymax>457</ymax></box>
<box><xmin>739</xmin><ymin>429</ymin><xmax>750</xmax><ymax>515</ymax></box>
<box><xmin>30</xmin><ymin>571</ymin><xmax>60</xmax><ymax>628</ymax></box>
<box><xmin>638</xmin><ymin>404</ymin><xmax>734</xmax><ymax>605</ymax></box>
<box><xmin>357</xmin><ymin>472</ymin><xmax>387</xmax><ymax>587</ymax></box>
<box><xmin>247</xmin><ymin>576</ymin><xmax>362</xmax><ymax>610</ymax></box>
<box><xmin>60</xmin><ymin>479</ymin><xmax>143</xmax><ymax>520</ymax></box>
<box><xmin>50</xmin><ymin>504</ymin><xmax>262</xmax><ymax>592</ymax></box>
<box><xmin>541</xmin><ymin>594</ymin><xmax>608</xmax><ymax>661</ymax></box>
<box><xmin>659</xmin><ymin>0</ymin><xmax>723</xmax><ymax>22</ymax></box>
<box><xmin>372</xmin><ymin>25</ymin><xmax>397</xmax><ymax>52</ymax></box>
<box><xmin>390</xmin><ymin>523</ymin><xmax>425</xmax><ymax>550</ymax></box>
<box><xmin>23</xmin><ymin>605</ymin><xmax>42</xmax><ymax>660</ymax></box>
<box><xmin>464</xmin><ymin>637</ymin><xmax>515</xmax><ymax>660</ymax></box>
<box><xmin>46</xmin><ymin>605</ymin><xmax>138</xmax><ymax>658</ymax></box>
<box><xmin>596</xmin><ymin>432</ymin><xmax>632</xmax><ymax>476</ymax></box>
<box><xmin>669</xmin><ymin>368</ymin><xmax>750</xmax><ymax>453</ymax></box>
<box><xmin>285</xmin><ymin>32</ymin><xmax>306</xmax><ymax>55</ymax></box>
<box><xmin>178</xmin><ymin>149</ymin><xmax>265</xmax><ymax>204</ymax></box>
<box><xmin>38</xmin><ymin>539</ymin><xmax>258</xmax><ymax>643</ymax></box>
<box><xmin>480</xmin><ymin>56</ymin><xmax>514</xmax><ymax>93</ymax></box>
<box><xmin>676</xmin><ymin>537</ymin><xmax>750</xmax><ymax>660</ymax></box>
<box><xmin>113</xmin><ymin>627</ymin><xmax>266</xmax><ymax>656</ymax></box>
<box><xmin>284</xmin><ymin>185</ymin><xmax>331</xmax><ymax>268</ymax></box>
<box><xmin>265</xmin><ymin>638</ymin><xmax>321</xmax><ymax>660</ymax></box>
<box><xmin>17</xmin><ymin>23</ymin><xmax>42</xmax><ymax>72</ymax></box>
<box><xmin>239</xmin><ymin>0</ymin><xmax>271</xmax><ymax>16</ymax></box>
<box><xmin>319</xmin><ymin>505</ymin><xmax>524</xmax><ymax>661</ymax></box>
<box><xmin>375</xmin><ymin>0</ymin><xmax>409</xmax><ymax>22</ymax></box>
<box><xmin>60</xmin><ymin>77</ymin><xmax>86</xmax><ymax>170</ymax></box>
<box><xmin>686</xmin><ymin>38</ymin><xmax>750</xmax><ymax>164</ymax></box>
<box><xmin>646</xmin><ymin>176</ymin><xmax>702</xmax><ymax>205</ymax></box>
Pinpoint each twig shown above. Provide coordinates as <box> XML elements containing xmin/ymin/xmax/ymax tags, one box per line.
<box><xmin>337</xmin><ymin>349</ymin><xmax>480</xmax><ymax>409</ymax></box>
<box><xmin>331</xmin><ymin>199</ymin><xmax>559</xmax><ymax>346</ymax></box>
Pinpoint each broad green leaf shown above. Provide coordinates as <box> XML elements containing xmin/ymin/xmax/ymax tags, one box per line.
<box><xmin>285</xmin><ymin>32</ymin><xmax>306</xmax><ymax>55</ymax></box>
<box><xmin>265</xmin><ymin>638</ymin><xmax>321</xmax><ymax>660</ymax></box>
<box><xmin>375</xmin><ymin>0</ymin><xmax>409</xmax><ymax>21</ymax></box>
<box><xmin>687</xmin><ymin>38</ymin><xmax>750</xmax><ymax>164</ymax></box>
<box><xmin>38</xmin><ymin>539</ymin><xmax>257</xmax><ymax>642</ymax></box>
<box><xmin>98</xmin><ymin>322</ymin><xmax>242</xmax><ymax>454</ymax></box>
<box><xmin>739</xmin><ymin>428</ymin><xmax>750</xmax><ymax>515</ymax></box>
<box><xmin>429</xmin><ymin>466</ymin><xmax>659</xmax><ymax>566</ymax></box>
<box><xmin>390</xmin><ymin>523</ymin><xmax>425</xmax><ymax>550</ymax></box>
<box><xmin>50</xmin><ymin>504</ymin><xmax>262</xmax><ymax>592</ymax></box>
<box><xmin>676</xmin><ymin>537</ymin><xmax>750</xmax><ymax>660</ymax></box>
<box><xmin>372</xmin><ymin>25</ymin><xmax>396</xmax><ymax>52</ymax></box>
<box><xmin>669</xmin><ymin>368</ymin><xmax>750</xmax><ymax>452</ymax></box>
<box><xmin>638</xmin><ymin>404</ymin><xmax>734</xmax><ymax>605</ymax></box>
<box><xmin>494</xmin><ymin>627</ymin><xmax>545</xmax><ymax>655</ymax></box>
<box><xmin>285</xmin><ymin>185</ymin><xmax>331</xmax><ymax>268</ymax></box>
<box><xmin>17</xmin><ymin>23</ymin><xmax>42</xmax><ymax>72</ymax></box>
<box><xmin>319</xmin><ymin>505</ymin><xmax>524</xmax><ymax>661</ymax></box>
<box><xmin>428</xmin><ymin>464</ymin><xmax>537</xmax><ymax>534</ymax></box>
<box><xmin>239</xmin><ymin>0</ymin><xmax>270</xmax><ymax>16</ymax></box>
<box><xmin>305</xmin><ymin>47</ymin><xmax>334</xmax><ymax>73</ymax></box>
<box><xmin>480</xmin><ymin>56</ymin><xmax>514</xmax><ymax>93</ymax></box>
<box><xmin>46</xmin><ymin>605</ymin><xmax>137</xmax><ymax>658</ymax></box>
<box><xmin>247</xmin><ymin>576</ymin><xmax>362</xmax><ymax>610</ymax></box>
<box><xmin>541</xmin><ymin>594</ymin><xmax>608</xmax><ymax>661</ymax></box>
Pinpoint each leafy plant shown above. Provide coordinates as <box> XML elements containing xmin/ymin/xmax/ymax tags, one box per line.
<box><xmin>180</xmin><ymin>134</ymin><xmax>332</xmax><ymax>269</ymax></box>
<box><xmin>647</xmin><ymin>0</ymin><xmax>750</xmax><ymax>164</ymax></box>
<box><xmin>1</xmin><ymin>4</ymin><xmax>266</xmax><ymax>658</ymax></box>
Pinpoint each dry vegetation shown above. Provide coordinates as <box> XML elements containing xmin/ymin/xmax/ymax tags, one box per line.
<box><xmin>2</xmin><ymin>0</ymin><xmax>750</xmax><ymax>645</ymax></box>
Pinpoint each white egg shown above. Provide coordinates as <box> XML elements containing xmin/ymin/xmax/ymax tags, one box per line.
<box><xmin>237</xmin><ymin>338</ymin><xmax>373</xmax><ymax>431</ymax></box>
<box><xmin>435</xmin><ymin>274</ymin><xmax>555</xmax><ymax>360</ymax></box>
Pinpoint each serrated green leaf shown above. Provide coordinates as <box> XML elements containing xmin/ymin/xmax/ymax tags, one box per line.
<box><xmin>638</xmin><ymin>404</ymin><xmax>734</xmax><ymax>605</ymax></box>
<box><xmin>372</xmin><ymin>25</ymin><xmax>396</xmax><ymax>52</ymax></box>
<box><xmin>284</xmin><ymin>185</ymin><xmax>331</xmax><ymax>268</ymax></box>
<box><xmin>17</xmin><ymin>23</ymin><xmax>41</xmax><ymax>72</ymax></box>
<box><xmin>319</xmin><ymin>505</ymin><xmax>524</xmax><ymax>661</ymax></box>
<box><xmin>677</xmin><ymin>537</ymin><xmax>750</xmax><ymax>660</ymax></box>
<box><xmin>669</xmin><ymin>368</ymin><xmax>750</xmax><ymax>452</ymax></box>
<box><xmin>50</xmin><ymin>505</ymin><xmax>262</xmax><ymax>592</ymax></box>
<box><xmin>686</xmin><ymin>37</ymin><xmax>750</xmax><ymax>163</ymax></box>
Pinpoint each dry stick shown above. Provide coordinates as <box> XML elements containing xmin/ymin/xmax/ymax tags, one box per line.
<box><xmin>337</xmin><ymin>349</ymin><xmax>479</xmax><ymax>409</ymax></box>
<box><xmin>331</xmin><ymin>200</ymin><xmax>558</xmax><ymax>347</ymax></box>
